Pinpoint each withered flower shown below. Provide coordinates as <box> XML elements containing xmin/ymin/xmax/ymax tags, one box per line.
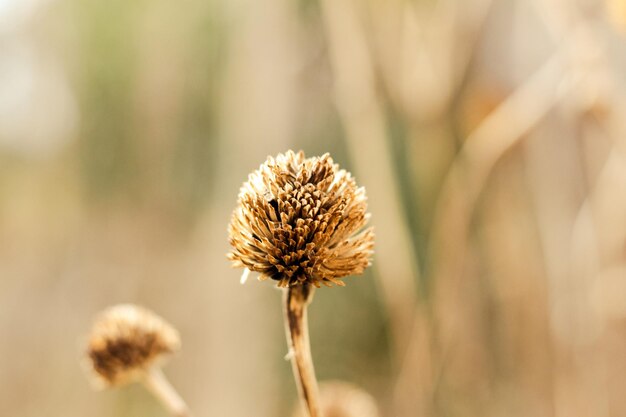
<box><xmin>85</xmin><ymin>304</ymin><xmax>180</xmax><ymax>387</ymax></box>
<box><xmin>83</xmin><ymin>304</ymin><xmax>191</xmax><ymax>417</ymax></box>
<box><xmin>228</xmin><ymin>151</ymin><xmax>375</xmax><ymax>417</ymax></box>
<box><xmin>228</xmin><ymin>150</ymin><xmax>374</xmax><ymax>288</ymax></box>
<box><xmin>292</xmin><ymin>381</ymin><xmax>380</xmax><ymax>417</ymax></box>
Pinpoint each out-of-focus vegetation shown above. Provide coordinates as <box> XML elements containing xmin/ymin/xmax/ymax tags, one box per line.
<box><xmin>1</xmin><ymin>0</ymin><xmax>626</xmax><ymax>416</ymax></box>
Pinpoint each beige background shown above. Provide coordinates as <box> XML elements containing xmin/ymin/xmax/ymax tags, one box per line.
<box><xmin>1</xmin><ymin>0</ymin><xmax>626</xmax><ymax>416</ymax></box>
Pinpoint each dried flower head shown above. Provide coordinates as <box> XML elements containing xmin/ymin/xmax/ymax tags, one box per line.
<box><xmin>84</xmin><ymin>304</ymin><xmax>180</xmax><ymax>388</ymax></box>
<box><xmin>291</xmin><ymin>381</ymin><xmax>380</xmax><ymax>417</ymax></box>
<box><xmin>228</xmin><ymin>150</ymin><xmax>374</xmax><ymax>288</ymax></box>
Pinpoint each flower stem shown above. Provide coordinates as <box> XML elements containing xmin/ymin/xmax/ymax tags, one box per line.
<box><xmin>142</xmin><ymin>367</ymin><xmax>191</xmax><ymax>417</ymax></box>
<box><xmin>283</xmin><ymin>283</ymin><xmax>321</xmax><ymax>417</ymax></box>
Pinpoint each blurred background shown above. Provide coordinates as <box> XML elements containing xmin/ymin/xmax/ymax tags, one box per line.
<box><xmin>2</xmin><ymin>0</ymin><xmax>626</xmax><ymax>416</ymax></box>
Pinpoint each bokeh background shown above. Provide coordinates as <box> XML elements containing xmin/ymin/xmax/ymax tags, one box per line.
<box><xmin>2</xmin><ymin>0</ymin><xmax>626</xmax><ymax>416</ymax></box>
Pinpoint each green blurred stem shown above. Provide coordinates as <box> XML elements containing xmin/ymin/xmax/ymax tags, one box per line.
<box><xmin>284</xmin><ymin>283</ymin><xmax>321</xmax><ymax>417</ymax></box>
<box><xmin>142</xmin><ymin>367</ymin><xmax>191</xmax><ymax>417</ymax></box>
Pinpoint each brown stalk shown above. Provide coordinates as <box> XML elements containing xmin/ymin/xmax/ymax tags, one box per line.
<box><xmin>142</xmin><ymin>367</ymin><xmax>192</xmax><ymax>417</ymax></box>
<box><xmin>283</xmin><ymin>283</ymin><xmax>321</xmax><ymax>417</ymax></box>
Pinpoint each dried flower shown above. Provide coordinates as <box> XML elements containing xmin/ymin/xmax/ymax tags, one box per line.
<box><xmin>85</xmin><ymin>304</ymin><xmax>180</xmax><ymax>388</ymax></box>
<box><xmin>228</xmin><ymin>150</ymin><xmax>374</xmax><ymax>288</ymax></box>
<box><xmin>291</xmin><ymin>381</ymin><xmax>380</xmax><ymax>417</ymax></box>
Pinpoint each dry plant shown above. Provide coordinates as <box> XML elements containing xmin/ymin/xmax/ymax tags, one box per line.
<box><xmin>83</xmin><ymin>304</ymin><xmax>191</xmax><ymax>417</ymax></box>
<box><xmin>8</xmin><ymin>0</ymin><xmax>626</xmax><ymax>416</ymax></box>
<box><xmin>291</xmin><ymin>381</ymin><xmax>380</xmax><ymax>417</ymax></box>
<box><xmin>228</xmin><ymin>150</ymin><xmax>374</xmax><ymax>417</ymax></box>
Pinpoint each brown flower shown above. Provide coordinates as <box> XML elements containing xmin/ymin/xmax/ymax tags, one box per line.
<box><xmin>228</xmin><ymin>150</ymin><xmax>374</xmax><ymax>288</ymax></box>
<box><xmin>291</xmin><ymin>381</ymin><xmax>380</xmax><ymax>417</ymax></box>
<box><xmin>84</xmin><ymin>304</ymin><xmax>180</xmax><ymax>387</ymax></box>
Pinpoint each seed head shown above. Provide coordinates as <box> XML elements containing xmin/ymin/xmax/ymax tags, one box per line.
<box><xmin>84</xmin><ymin>304</ymin><xmax>180</xmax><ymax>388</ymax></box>
<box><xmin>291</xmin><ymin>381</ymin><xmax>380</xmax><ymax>417</ymax></box>
<box><xmin>228</xmin><ymin>150</ymin><xmax>374</xmax><ymax>288</ymax></box>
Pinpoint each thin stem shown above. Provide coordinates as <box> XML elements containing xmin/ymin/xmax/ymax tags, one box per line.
<box><xmin>283</xmin><ymin>283</ymin><xmax>321</xmax><ymax>417</ymax></box>
<box><xmin>142</xmin><ymin>367</ymin><xmax>191</xmax><ymax>417</ymax></box>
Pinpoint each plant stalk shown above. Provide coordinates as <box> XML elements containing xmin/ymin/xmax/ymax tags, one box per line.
<box><xmin>283</xmin><ymin>283</ymin><xmax>321</xmax><ymax>417</ymax></box>
<box><xmin>142</xmin><ymin>367</ymin><xmax>191</xmax><ymax>417</ymax></box>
